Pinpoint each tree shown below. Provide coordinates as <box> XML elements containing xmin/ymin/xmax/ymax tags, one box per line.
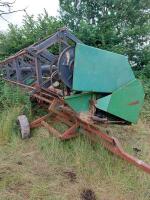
<box><xmin>0</xmin><ymin>0</ymin><xmax>25</xmax><ymax>21</ymax></box>
<box><xmin>59</xmin><ymin>0</ymin><xmax>150</xmax><ymax>68</ymax></box>
<box><xmin>0</xmin><ymin>10</ymin><xmax>63</xmax><ymax>60</ymax></box>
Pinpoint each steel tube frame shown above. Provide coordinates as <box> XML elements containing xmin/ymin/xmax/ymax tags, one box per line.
<box><xmin>30</xmin><ymin>98</ymin><xmax>150</xmax><ymax>174</ymax></box>
<box><xmin>2</xmin><ymin>77</ymin><xmax>150</xmax><ymax>174</ymax></box>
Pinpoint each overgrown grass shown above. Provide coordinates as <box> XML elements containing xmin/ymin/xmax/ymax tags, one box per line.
<box><xmin>0</xmin><ymin>80</ymin><xmax>31</xmax><ymax>143</ymax></box>
<box><xmin>0</xmin><ymin>79</ymin><xmax>149</xmax><ymax>199</ymax></box>
<box><xmin>0</xmin><ymin>123</ymin><xmax>149</xmax><ymax>199</ymax></box>
<box><xmin>0</xmin><ymin>79</ymin><xmax>31</xmax><ymax>114</ymax></box>
<box><xmin>35</xmin><ymin>125</ymin><xmax>150</xmax><ymax>200</ymax></box>
<box><xmin>0</xmin><ymin>107</ymin><xmax>22</xmax><ymax>143</ymax></box>
<box><xmin>136</xmin><ymin>68</ymin><xmax>150</xmax><ymax>122</ymax></box>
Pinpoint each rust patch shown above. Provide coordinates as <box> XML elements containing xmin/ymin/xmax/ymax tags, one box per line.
<box><xmin>128</xmin><ymin>100</ymin><xmax>139</xmax><ymax>106</ymax></box>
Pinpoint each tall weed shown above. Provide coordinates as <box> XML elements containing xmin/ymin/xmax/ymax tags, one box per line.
<box><xmin>0</xmin><ymin>80</ymin><xmax>31</xmax><ymax>142</ymax></box>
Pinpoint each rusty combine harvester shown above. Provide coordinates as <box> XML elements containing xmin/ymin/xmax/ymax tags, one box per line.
<box><xmin>0</xmin><ymin>28</ymin><xmax>150</xmax><ymax>174</ymax></box>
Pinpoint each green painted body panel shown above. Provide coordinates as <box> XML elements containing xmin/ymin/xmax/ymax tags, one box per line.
<box><xmin>64</xmin><ymin>93</ymin><xmax>93</xmax><ymax>112</ymax></box>
<box><xmin>73</xmin><ymin>43</ymin><xmax>135</xmax><ymax>92</ymax></box>
<box><xmin>96</xmin><ymin>95</ymin><xmax>111</xmax><ymax>112</ymax></box>
<box><xmin>96</xmin><ymin>79</ymin><xmax>144</xmax><ymax>123</ymax></box>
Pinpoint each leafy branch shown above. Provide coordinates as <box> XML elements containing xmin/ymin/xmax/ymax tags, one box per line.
<box><xmin>0</xmin><ymin>0</ymin><xmax>26</xmax><ymax>21</ymax></box>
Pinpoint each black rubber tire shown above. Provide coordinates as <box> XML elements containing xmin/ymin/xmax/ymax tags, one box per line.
<box><xmin>17</xmin><ymin>115</ymin><xmax>30</xmax><ymax>139</ymax></box>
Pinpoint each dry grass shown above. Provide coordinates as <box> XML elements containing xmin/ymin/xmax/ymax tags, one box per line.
<box><xmin>0</xmin><ymin>118</ymin><xmax>150</xmax><ymax>200</ymax></box>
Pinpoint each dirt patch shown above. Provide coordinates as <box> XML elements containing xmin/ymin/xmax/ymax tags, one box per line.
<box><xmin>81</xmin><ymin>189</ymin><xmax>96</xmax><ymax>200</ymax></box>
<box><xmin>8</xmin><ymin>182</ymin><xmax>31</xmax><ymax>199</ymax></box>
<box><xmin>17</xmin><ymin>161</ymin><xmax>23</xmax><ymax>165</ymax></box>
<box><xmin>62</xmin><ymin>170</ymin><xmax>77</xmax><ymax>183</ymax></box>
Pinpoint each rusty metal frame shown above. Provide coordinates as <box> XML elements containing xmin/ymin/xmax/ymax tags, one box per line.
<box><xmin>0</xmin><ymin>28</ymin><xmax>82</xmax><ymax>87</ymax></box>
<box><xmin>2</xmin><ymin>76</ymin><xmax>150</xmax><ymax>174</ymax></box>
<box><xmin>29</xmin><ymin>98</ymin><xmax>150</xmax><ymax>174</ymax></box>
<box><xmin>0</xmin><ymin>28</ymin><xmax>150</xmax><ymax>174</ymax></box>
<box><xmin>1</xmin><ymin>75</ymin><xmax>150</xmax><ymax>174</ymax></box>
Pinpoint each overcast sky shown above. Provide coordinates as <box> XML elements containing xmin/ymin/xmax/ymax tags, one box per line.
<box><xmin>0</xmin><ymin>0</ymin><xmax>59</xmax><ymax>31</ymax></box>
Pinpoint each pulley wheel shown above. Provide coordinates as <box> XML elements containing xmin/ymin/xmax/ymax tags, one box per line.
<box><xmin>57</xmin><ymin>46</ymin><xmax>75</xmax><ymax>88</ymax></box>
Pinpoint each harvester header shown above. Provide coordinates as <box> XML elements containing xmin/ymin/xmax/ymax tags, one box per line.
<box><xmin>0</xmin><ymin>28</ymin><xmax>149</xmax><ymax>174</ymax></box>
